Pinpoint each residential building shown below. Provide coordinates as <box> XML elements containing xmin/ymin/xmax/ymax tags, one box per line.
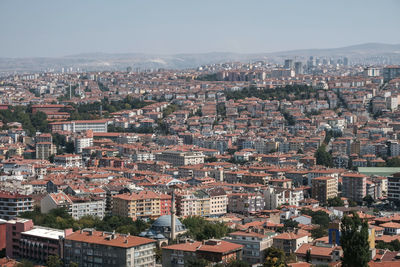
<box><xmin>312</xmin><ymin>176</ymin><xmax>338</xmax><ymax>203</ymax></box>
<box><xmin>226</xmin><ymin>231</ymin><xmax>277</xmax><ymax>265</ymax></box>
<box><xmin>54</xmin><ymin>154</ymin><xmax>82</xmax><ymax>168</ymax></box>
<box><xmin>156</xmin><ymin>150</ymin><xmax>205</xmax><ymax>166</ymax></box>
<box><xmin>295</xmin><ymin>243</ymin><xmax>342</xmax><ymax>265</ymax></box>
<box><xmin>341</xmin><ymin>173</ymin><xmax>367</xmax><ymax>202</ymax></box>
<box><xmin>5</xmin><ymin>218</ymin><xmax>72</xmax><ymax>264</ymax></box>
<box><xmin>388</xmin><ymin>172</ymin><xmax>400</xmax><ymax>201</ymax></box>
<box><xmin>162</xmin><ymin>239</ymin><xmax>243</xmax><ymax>267</ymax></box>
<box><xmin>50</xmin><ymin>119</ymin><xmax>108</xmax><ymax>133</ymax></box>
<box><xmin>272</xmin><ymin>231</ymin><xmax>309</xmax><ymax>255</ymax></box>
<box><xmin>112</xmin><ymin>190</ymin><xmax>171</xmax><ymax>220</ymax></box>
<box><xmin>0</xmin><ymin>192</ymin><xmax>33</xmax><ymax>220</ymax></box>
<box><xmin>41</xmin><ymin>192</ymin><xmax>105</xmax><ymax>219</ymax></box>
<box><xmin>64</xmin><ymin>229</ymin><xmax>156</xmax><ymax>267</ymax></box>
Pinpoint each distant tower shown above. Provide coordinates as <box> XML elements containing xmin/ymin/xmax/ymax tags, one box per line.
<box><xmin>69</xmin><ymin>82</ymin><xmax>72</xmax><ymax>99</ymax></box>
<box><xmin>171</xmin><ymin>190</ymin><xmax>176</xmax><ymax>240</ymax></box>
<box><xmin>100</xmin><ymin>104</ymin><xmax>103</xmax><ymax>117</ymax></box>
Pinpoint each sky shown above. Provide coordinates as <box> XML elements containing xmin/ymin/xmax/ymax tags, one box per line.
<box><xmin>0</xmin><ymin>0</ymin><xmax>399</xmax><ymax>58</ymax></box>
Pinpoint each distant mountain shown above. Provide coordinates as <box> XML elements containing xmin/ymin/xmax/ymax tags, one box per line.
<box><xmin>1</xmin><ymin>43</ymin><xmax>400</xmax><ymax>75</ymax></box>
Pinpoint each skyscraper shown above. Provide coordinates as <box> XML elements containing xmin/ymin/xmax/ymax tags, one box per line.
<box><xmin>294</xmin><ymin>62</ymin><xmax>303</xmax><ymax>75</ymax></box>
<box><xmin>284</xmin><ymin>59</ymin><xmax>294</xmax><ymax>69</ymax></box>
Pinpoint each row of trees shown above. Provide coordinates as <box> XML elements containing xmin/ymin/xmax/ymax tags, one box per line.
<box><xmin>225</xmin><ymin>85</ymin><xmax>316</xmax><ymax>101</ymax></box>
<box><xmin>20</xmin><ymin>207</ymin><xmax>150</xmax><ymax>235</ymax></box>
<box><xmin>181</xmin><ymin>216</ymin><xmax>233</xmax><ymax>241</ymax></box>
<box><xmin>0</xmin><ymin>106</ymin><xmax>49</xmax><ymax>136</ymax></box>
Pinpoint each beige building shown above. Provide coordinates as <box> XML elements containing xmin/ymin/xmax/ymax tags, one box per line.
<box><xmin>156</xmin><ymin>150</ymin><xmax>205</xmax><ymax>166</ymax></box>
<box><xmin>272</xmin><ymin>232</ymin><xmax>309</xmax><ymax>255</ymax></box>
<box><xmin>112</xmin><ymin>190</ymin><xmax>171</xmax><ymax>220</ymax></box>
<box><xmin>312</xmin><ymin>176</ymin><xmax>338</xmax><ymax>203</ymax></box>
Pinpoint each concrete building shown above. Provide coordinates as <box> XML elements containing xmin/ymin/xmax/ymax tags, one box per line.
<box><xmin>112</xmin><ymin>190</ymin><xmax>171</xmax><ymax>220</ymax></box>
<box><xmin>0</xmin><ymin>192</ymin><xmax>33</xmax><ymax>220</ymax></box>
<box><xmin>64</xmin><ymin>229</ymin><xmax>156</xmax><ymax>267</ymax></box>
<box><xmin>50</xmin><ymin>119</ymin><xmax>108</xmax><ymax>133</ymax></box>
<box><xmin>388</xmin><ymin>172</ymin><xmax>400</xmax><ymax>201</ymax></box>
<box><xmin>41</xmin><ymin>192</ymin><xmax>105</xmax><ymax>219</ymax></box>
<box><xmin>54</xmin><ymin>154</ymin><xmax>82</xmax><ymax>168</ymax></box>
<box><xmin>6</xmin><ymin>218</ymin><xmax>72</xmax><ymax>264</ymax></box>
<box><xmin>226</xmin><ymin>231</ymin><xmax>277</xmax><ymax>265</ymax></box>
<box><xmin>312</xmin><ymin>176</ymin><xmax>338</xmax><ymax>203</ymax></box>
<box><xmin>75</xmin><ymin>130</ymin><xmax>94</xmax><ymax>154</ymax></box>
<box><xmin>264</xmin><ymin>188</ymin><xmax>304</xmax><ymax>209</ymax></box>
<box><xmin>156</xmin><ymin>150</ymin><xmax>205</xmax><ymax>166</ymax></box>
<box><xmin>383</xmin><ymin>66</ymin><xmax>400</xmax><ymax>82</ymax></box>
<box><xmin>162</xmin><ymin>239</ymin><xmax>243</xmax><ymax>267</ymax></box>
<box><xmin>272</xmin><ymin>231</ymin><xmax>309</xmax><ymax>255</ymax></box>
<box><xmin>35</xmin><ymin>133</ymin><xmax>56</xmax><ymax>160</ymax></box>
<box><xmin>341</xmin><ymin>173</ymin><xmax>367</xmax><ymax>202</ymax></box>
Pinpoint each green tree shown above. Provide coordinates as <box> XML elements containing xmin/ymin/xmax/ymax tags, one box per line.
<box><xmin>16</xmin><ymin>260</ymin><xmax>34</xmax><ymax>267</ymax></box>
<box><xmin>47</xmin><ymin>255</ymin><xmax>63</xmax><ymax>267</ymax></box>
<box><xmin>387</xmin><ymin>157</ymin><xmax>400</xmax><ymax>167</ymax></box>
<box><xmin>327</xmin><ymin>196</ymin><xmax>344</xmax><ymax>207</ymax></box>
<box><xmin>226</xmin><ymin>260</ymin><xmax>250</xmax><ymax>267</ymax></box>
<box><xmin>187</xmin><ymin>258</ymin><xmax>210</xmax><ymax>267</ymax></box>
<box><xmin>363</xmin><ymin>195</ymin><xmax>374</xmax><ymax>207</ymax></box>
<box><xmin>264</xmin><ymin>247</ymin><xmax>287</xmax><ymax>267</ymax></box>
<box><xmin>315</xmin><ymin>144</ymin><xmax>333</xmax><ymax>167</ymax></box>
<box><xmin>340</xmin><ymin>213</ymin><xmax>370</xmax><ymax>267</ymax></box>
<box><xmin>69</xmin><ymin>262</ymin><xmax>79</xmax><ymax>267</ymax></box>
<box><xmin>311</xmin><ymin>226</ymin><xmax>328</xmax><ymax>239</ymax></box>
<box><xmin>182</xmin><ymin>216</ymin><xmax>231</xmax><ymax>241</ymax></box>
<box><xmin>305</xmin><ymin>249</ymin><xmax>311</xmax><ymax>263</ymax></box>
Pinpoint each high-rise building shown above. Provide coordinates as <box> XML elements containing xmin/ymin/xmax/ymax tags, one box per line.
<box><xmin>312</xmin><ymin>176</ymin><xmax>338</xmax><ymax>203</ymax></box>
<box><xmin>284</xmin><ymin>59</ymin><xmax>294</xmax><ymax>69</ymax></box>
<box><xmin>383</xmin><ymin>66</ymin><xmax>400</xmax><ymax>82</ymax></box>
<box><xmin>343</xmin><ymin>57</ymin><xmax>349</xmax><ymax>66</ymax></box>
<box><xmin>342</xmin><ymin>173</ymin><xmax>367</xmax><ymax>202</ymax></box>
<box><xmin>294</xmin><ymin>62</ymin><xmax>303</xmax><ymax>75</ymax></box>
<box><xmin>388</xmin><ymin>172</ymin><xmax>400</xmax><ymax>201</ymax></box>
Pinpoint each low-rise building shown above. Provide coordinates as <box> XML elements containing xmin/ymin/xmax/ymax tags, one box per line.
<box><xmin>64</xmin><ymin>229</ymin><xmax>156</xmax><ymax>267</ymax></box>
<box><xmin>226</xmin><ymin>231</ymin><xmax>277</xmax><ymax>265</ymax></box>
<box><xmin>272</xmin><ymin>231</ymin><xmax>309</xmax><ymax>255</ymax></box>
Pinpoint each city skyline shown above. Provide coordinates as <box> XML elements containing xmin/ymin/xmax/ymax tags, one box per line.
<box><xmin>1</xmin><ymin>0</ymin><xmax>399</xmax><ymax>58</ymax></box>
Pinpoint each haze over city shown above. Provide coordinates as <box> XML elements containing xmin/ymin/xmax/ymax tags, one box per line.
<box><xmin>1</xmin><ymin>0</ymin><xmax>400</xmax><ymax>57</ymax></box>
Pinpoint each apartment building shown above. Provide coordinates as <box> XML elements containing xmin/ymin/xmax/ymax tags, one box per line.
<box><xmin>312</xmin><ymin>176</ymin><xmax>338</xmax><ymax>203</ymax></box>
<box><xmin>64</xmin><ymin>229</ymin><xmax>156</xmax><ymax>267</ymax></box>
<box><xmin>207</xmin><ymin>187</ymin><xmax>227</xmax><ymax>217</ymax></box>
<box><xmin>50</xmin><ymin>119</ymin><xmax>108</xmax><ymax>133</ymax></box>
<box><xmin>0</xmin><ymin>192</ymin><xmax>33</xmax><ymax>220</ymax></box>
<box><xmin>6</xmin><ymin>218</ymin><xmax>71</xmax><ymax>264</ymax></box>
<box><xmin>35</xmin><ymin>133</ymin><xmax>56</xmax><ymax>160</ymax></box>
<box><xmin>112</xmin><ymin>190</ymin><xmax>171</xmax><ymax>220</ymax></box>
<box><xmin>228</xmin><ymin>193</ymin><xmax>265</xmax><ymax>215</ymax></box>
<box><xmin>264</xmin><ymin>188</ymin><xmax>304</xmax><ymax>210</ymax></box>
<box><xmin>342</xmin><ymin>173</ymin><xmax>367</xmax><ymax>202</ymax></box>
<box><xmin>54</xmin><ymin>154</ymin><xmax>82</xmax><ymax>168</ymax></box>
<box><xmin>227</xmin><ymin>231</ymin><xmax>277</xmax><ymax>265</ymax></box>
<box><xmin>162</xmin><ymin>239</ymin><xmax>243</xmax><ymax>267</ymax></box>
<box><xmin>75</xmin><ymin>130</ymin><xmax>94</xmax><ymax>154</ymax></box>
<box><xmin>41</xmin><ymin>192</ymin><xmax>105</xmax><ymax>219</ymax></box>
<box><xmin>388</xmin><ymin>172</ymin><xmax>400</xmax><ymax>201</ymax></box>
<box><xmin>175</xmin><ymin>190</ymin><xmax>210</xmax><ymax>217</ymax></box>
<box><xmin>272</xmin><ymin>231</ymin><xmax>308</xmax><ymax>255</ymax></box>
<box><xmin>155</xmin><ymin>150</ymin><xmax>205</xmax><ymax>166</ymax></box>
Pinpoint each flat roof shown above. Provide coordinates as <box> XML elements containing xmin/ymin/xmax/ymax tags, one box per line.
<box><xmin>22</xmin><ymin>226</ymin><xmax>65</xmax><ymax>240</ymax></box>
<box><xmin>358</xmin><ymin>167</ymin><xmax>400</xmax><ymax>177</ymax></box>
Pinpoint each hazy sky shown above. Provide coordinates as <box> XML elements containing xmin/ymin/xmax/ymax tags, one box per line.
<box><xmin>1</xmin><ymin>0</ymin><xmax>399</xmax><ymax>58</ymax></box>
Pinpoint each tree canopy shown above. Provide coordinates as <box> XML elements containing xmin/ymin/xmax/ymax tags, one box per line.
<box><xmin>182</xmin><ymin>216</ymin><xmax>232</xmax><ymax>241</ymax></box>
<box><xmin>340</xmin><ymin>212</ymin><xmax>370</xmax><ymax>267</ymax></box>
